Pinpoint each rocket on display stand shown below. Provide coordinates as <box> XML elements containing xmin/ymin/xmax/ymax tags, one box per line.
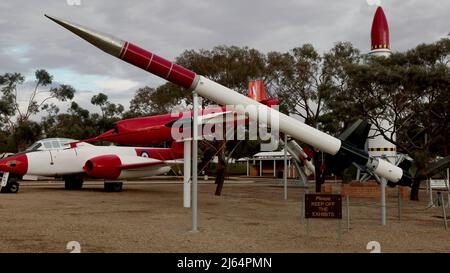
<box><xmin>367</xmin><ymin>6</ymin><xmax>397</xmax><ymax>161</ymax></box>
<box><xmin>44</xmin><ymin>15</ymin><xmax>412</xmax><ymax>187</ymax></box>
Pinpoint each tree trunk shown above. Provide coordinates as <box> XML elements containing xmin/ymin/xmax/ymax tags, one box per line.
<box><xmin>215</xmin><ymin>144</ymin><xmax>226</xmax><ymax>196</ymax></box>
<box><xmin>409</xmin><ymin>177</ymin><xmax>421</xmax><ymax>201</ymax></box>
<box><xmin>313</xmin><ymin>150</ymin><xmax>323</xmax><ymax>193</ymax></box>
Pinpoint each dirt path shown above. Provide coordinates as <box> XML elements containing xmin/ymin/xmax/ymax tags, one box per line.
<box><xmin>0</xmin><ymin>179</ymin><xmax>448</xmax><ymax>252</ymax></box>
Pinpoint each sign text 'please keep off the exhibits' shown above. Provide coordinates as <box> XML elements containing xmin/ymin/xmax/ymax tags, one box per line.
<box><xmin>305</xmin><ymin>194</ymin><xmax>342</xmax><ymax>219</ymax></box>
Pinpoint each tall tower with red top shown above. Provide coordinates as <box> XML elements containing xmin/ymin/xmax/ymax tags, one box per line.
<box><xmin>367</xmin><ymin>6</ymin><xmax>397</xmax><ymax>160</ymax></box>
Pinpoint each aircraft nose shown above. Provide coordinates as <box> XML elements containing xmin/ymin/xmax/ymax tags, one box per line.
<box><xmin>0</xmin><ymin>154</ymin><xmax>28</xmax><ymax>175</ymax></box>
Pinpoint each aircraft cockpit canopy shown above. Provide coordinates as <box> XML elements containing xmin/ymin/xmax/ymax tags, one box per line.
<box><xmin>25</xmin><ymin>138</ymin><xmax>78</xmax><ymax>152</ymax></box>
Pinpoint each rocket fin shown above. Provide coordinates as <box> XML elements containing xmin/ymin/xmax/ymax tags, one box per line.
<box><xmin>324</xmin><ymin>120</ymin><xmax>371</xmax><ymax>175</ymax></box>
<box><xmin>338</xmin><ymin>119</ymin><xmax>371</xmax><ymax>150</ymax></box>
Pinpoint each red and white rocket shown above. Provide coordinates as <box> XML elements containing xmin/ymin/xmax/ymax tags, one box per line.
<box><xmin>367</xmin><ymin>6</ymin><xmax>397</xmax><ymax>160</ymax></box>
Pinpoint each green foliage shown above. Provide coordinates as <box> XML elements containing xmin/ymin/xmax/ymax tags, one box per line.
<box><xmin>128</xmin><ymin>86</ymin><xmax>154</xmax><ymax>116</ymax></box>
<box><xmin>91</xmin><ymin>93</ymin><xmax>108</xmax><ymax>106</ymax></box>
<box><xmin>0</xmin><ymin>73</ymin><xmax>24</xmax><ymax>119</ymax></box>
<box><xmin>35</xmin><ymin>69</ymin><xmax>52</xmax><ymax>86</ymax></box>
<box><xmin>127</xmin><ymin>84</ymin><xmax>186</xmax><ymax>117</ymax></box>
<box><xmin>208</xmin><ymin>162</ymin><xmax>247</xmax><ymax>175</ymax></box>
<box><xmin>177</xmin><ymin>45</ymin><xmax>269</xmax><ymax>96</ymax></box>
<box><xmin>51</xmin><ymin>84</ymin><xmax>75</xmax><ymax>101</ymax></box>
<box><xmin>0</xmin><ymin>69</ymin><xmax>77</xmax><ymax>151</ymax></box>
<box><xmin>266</xmin><ymin>42</ymin><xmax>361</xmax><ymax>135</ymax></box>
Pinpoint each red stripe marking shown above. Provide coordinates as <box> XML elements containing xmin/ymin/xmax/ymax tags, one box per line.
<box><xmin>123</xmin><ymin>43</ymin><xmax>153</xmax><ymax>70</ymax></box>
<box><xmin>147</xmin><ymin>54</ymin><xmax>173</xmax><ymax>80</ymax></box>
<box><xmin>145</xmin><ymin>53</ymin><xmax>155</xmax><ymax>71</ymax></box>
<box><xmin>119</xmin><ymin>42</ymin><xmax>129</xmax><ymax>59</ymax></box>
<box><xmin>167</xmin><ymin>64</ymin><xmax>197</xmax><ymax>89</ymax></box>
<box><xmin>165</xmin><ymin>62</ymin><xmax>174</xmax><ymax>79</ymax></box>
<box><xmin>121</xmin><ymin>42</ymin><xmax>197</xmax><ymax>89</ymax></box>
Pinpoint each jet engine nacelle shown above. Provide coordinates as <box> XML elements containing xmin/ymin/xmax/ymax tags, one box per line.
<box><xmin>83</xmin><ymin>154</ymin><xmax>171</xmax><ymax>180</ymax></box>
<box><xmin>83</xmin><ymin>155</ymin><xmax>122</xmax><ymax>179</ymax></box>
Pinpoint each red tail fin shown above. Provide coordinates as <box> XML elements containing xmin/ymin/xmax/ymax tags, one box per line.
<box><xmin>248</xmin><ymin>80</ymin><xmax>268</xmax><ymax>101</ymax></box>
<box><xmin>248</xmin><ymin>80</ymin><xmax>278</xmax><ymax>107</ymax></box>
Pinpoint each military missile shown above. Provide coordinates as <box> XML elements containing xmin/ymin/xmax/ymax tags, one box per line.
<box><xmin>45</xmin><ymin>15</ymin><xmax>411</xmax><ymax>185</ymax></box>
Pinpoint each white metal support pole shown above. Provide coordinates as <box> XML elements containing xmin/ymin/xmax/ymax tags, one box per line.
<box><xmin>397</xmin><ymin>187</ymin><xmax>402</xmax><ymax>221</ymax></box>
<box><xmin>259</xmin><ymin>160</ymin><xmax>262</xmax><ymax>177</ymax></box>
<box><xmin>346</xmin><ymin>195</ymin><xmax>350</xmax><ymax>232</ymax></box>
<box><xmin>381</xmin><ymin>177</ymin><xmax>387</xmax><ymax>226</ymax></box>
<box><xmin>246</xmin><ymin>160</ymin><xmax>249</xmax><ymax>176</ymax></box>
<box><xmin>273</xmin><ymin>160</ymin><xmax>276</xmax><ymax>177</ymax></box>
<box><xmin>440</xmin><ymin>193</ymin><xmax>448</xmax><ymax>230</ymax></box>
<box><xmin>337</xmin><ymin>219</ymin><xmax>342</xmax><ymax>241</ymax></box>
<box><xmin>191</xmin><ymin>92</ymin><xmax>199</xmax><ymax>232</ymax></box>
<box><xmin>183</xmin><ymin>140</ymin><xmax>191</xmax><ymax>208</ymax></box>
<box><xmin>288</xmin><ymin>159</ymin><xmax>291</xmax><ymax>178</ymax></box>
<box><xmin>284</xmin><ymin>134</ymin><xmax>288</xmax><ymax>200</ymax></box>
<box><xmin>428</xmin><ymin>179</ymin><xmax>434</xmax><ymax>208</ymax></box>
<box><xmin>447</xmin><ymin>168</ymin><xmax>450</xmax><ymax>208</ymax></box>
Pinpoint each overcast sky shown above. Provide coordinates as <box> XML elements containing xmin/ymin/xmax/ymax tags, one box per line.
<box><xmin>0</xmin><ymin>0</ymin><xmax>449</xmax><ymax>114</ymax></box>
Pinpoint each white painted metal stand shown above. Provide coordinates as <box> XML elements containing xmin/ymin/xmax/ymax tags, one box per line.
<box><xmin>427</xmin><ymin>179</ymin><xmax>435</xmax><ymax>208</ymax></box>
<box><xmin>381</xmin><ymin>177</ymin><xmax>387</xmax><ymax>226</ymax></box>
<box><xmin>283</xmin><ymin>134</ymin><xmax>288</xmax><ymax>200</ymax></box>
<box><xmin>191</xmin><ymin>92</ymin><xmax>199</xmax><ymax>232</ymax></box>
<box><xmin>183</xmin><ymin>140</ymin><xmax>191</xmax><ymax>208</ymax></box>
<box><xmin>372</xmin><ymin>173</ymin><xmax>387</xmax><ymax>226</ymax></box>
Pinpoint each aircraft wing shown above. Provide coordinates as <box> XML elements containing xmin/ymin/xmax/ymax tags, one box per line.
<box><xmin>117</xmin><ymin>159</ymin><xmax>183</xmax><ymax>170</ymax></box>
<box><xmin>117</xmin><ymin>160</ymin><xmax>164</xmax><ymax>170</ymax></box>
<box><xmin>166</xmin><ymin>111</ymin><xmax>241</xmax><ymax>127</ymax></box>
<box><xmin>198</xmin><ymin>111</ymin><xmax>235</xmax><ymax>125</ymax></box>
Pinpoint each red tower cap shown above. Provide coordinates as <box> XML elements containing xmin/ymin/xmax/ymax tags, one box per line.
<box><xmin>371</xmin><ymin>7</ymin><xmax>390</xmax><ymax>50</ymax></box>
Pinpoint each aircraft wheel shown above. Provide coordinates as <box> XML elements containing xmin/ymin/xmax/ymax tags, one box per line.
<box><xmin>8</xmin><ymin>181</ymin><xmax>20</xmax><ymax>193</ymax></box>
<box><xmin>1</xmin><ymin>179</ymin><xmax>19</xmax><ymax>194</ymax></box>
<box><xmin>104</xmin><ymin>182</ymin><xmax>123</xmax><ymax>192</ymax></box>
<box><xmin>64</xmin><ymin>177</ymin><xmax>84</xmax><ymax>190</ymax></box>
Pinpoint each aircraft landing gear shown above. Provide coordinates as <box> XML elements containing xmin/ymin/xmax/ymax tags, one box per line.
<box><xmin>104</xmin><ymin>181</ymin><xmax>123</xmax><ymax>192</ymax></box>
<box><xmin>0</xmin><ymin>177</ymin><xmax>20</xmax><ymax>194</ymax></box>
<box><xmin>64</xmin><ymin>176</ymin><xmax>84</xmax><ymax>190</ymax></box>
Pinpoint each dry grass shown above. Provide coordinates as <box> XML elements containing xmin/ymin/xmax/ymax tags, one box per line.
<box><xmin>0</xmin><ymin>178</ymin><xmax>448</xmax><ymax>253</ymax></box>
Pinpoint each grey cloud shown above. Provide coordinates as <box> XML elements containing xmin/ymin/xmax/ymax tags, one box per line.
<box><xmin>0</xmin><ymin>0</ymin><xmax>449</xmax><ymax>110</ymax></box>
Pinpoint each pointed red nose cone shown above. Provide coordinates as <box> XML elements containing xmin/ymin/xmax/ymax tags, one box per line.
<box><xmin>0</xmin><ymin>154</ymin><xmax>28</xmax><ymax>175</ymax></box>
<box><xmin>371</xmin><ymin>7</ymin><xmax>390</xmax><ymax>50</ymax></box>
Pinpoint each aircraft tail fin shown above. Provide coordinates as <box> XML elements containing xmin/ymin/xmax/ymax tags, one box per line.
<box><xmin>248</xmin><ymin>80</ymin><xmax>278</xmax><ymax>107</ymax></box>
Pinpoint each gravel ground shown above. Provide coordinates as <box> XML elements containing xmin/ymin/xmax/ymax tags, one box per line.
<box><xmin>0</xmin><ymin>178</ymin><xmax>448</xmax><ymax>253</ymax></box>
